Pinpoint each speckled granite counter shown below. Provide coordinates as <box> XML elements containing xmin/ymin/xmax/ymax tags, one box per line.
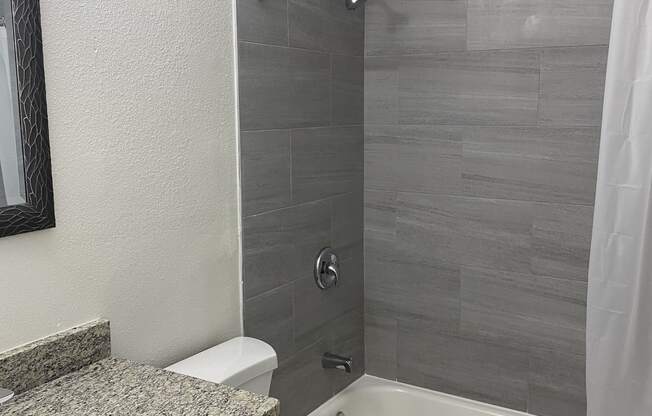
<box><xmin>0</xmin><ymin>357</ymin><xmax>279</xmax><ymax>416</ymax></box>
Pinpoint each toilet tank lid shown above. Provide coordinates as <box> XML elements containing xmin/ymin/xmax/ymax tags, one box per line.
<box><xmin>165</xmin><ymin>337</ymin><xmax>278</xmax><ymax>388</ymax></box>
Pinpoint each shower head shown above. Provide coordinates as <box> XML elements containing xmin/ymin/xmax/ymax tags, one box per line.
<box><xmin>345</xmin><ymin>0</ymin><xmax>366</xmax><ymax>10</ymax></box>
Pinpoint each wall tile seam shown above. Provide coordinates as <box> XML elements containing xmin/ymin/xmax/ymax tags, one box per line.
<box><xmin>238</xmin><ymin>39</ymin><xmax>365</xmax><ymax>58</ymax></box>
<box><xmin>362</xmin><ymin>188</ymin><xmax>597</xmax><ymax>209</ymax></box>
<box><xmin>384</xmin><ymin>314</ymin><xmax>585</xmax><ymax>358</ymax></box>
<box><xmin>244</xmin><ymin>279</ymin><xmax>296</xmax><ymax>303</ymax></box>
<box><xmin>243</xmin><ymin>242</ymin><xmax>363</xmax><ymax>304</ymax></box>
<box><xmin>363</xmin><ymin>123</ymin><xmax>601</xmax><ymax>130</ymax></box>
<box><xmin>241</xmin><ymin>124</ymin><xmax>365</xmax><ymax>134</ymax></box>
<box><xmin>363</xmin><ymin>43</ymin><xmax>611</xmax><ymax>59</ymax></box>
<box><xmin>362</xmin><ymin>258</ymin><xmax>591</xmax><ymax>284</ymax></box>
<box><xmin>243</xmin><ymin>190</ymin><xmax>363</xmax><ymax>220</ymax></box>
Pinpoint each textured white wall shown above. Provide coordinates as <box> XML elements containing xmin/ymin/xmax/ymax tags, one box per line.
<box><xmin>0</xmin><ymin>0</ymin><xmax>242</xmax><ymax>366</ymax></box>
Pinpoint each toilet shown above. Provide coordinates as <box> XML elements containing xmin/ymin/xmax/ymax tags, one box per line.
<box><xmin>165</xmin><ymin>337</ymin><xmax>277</xmax><ymax>395</ymax></box>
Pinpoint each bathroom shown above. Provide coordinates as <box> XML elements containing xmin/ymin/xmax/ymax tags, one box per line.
<box><xmin>0</xmin><ymin>0</ymin><xmax>648</xmax><ymax>415</ymax></box>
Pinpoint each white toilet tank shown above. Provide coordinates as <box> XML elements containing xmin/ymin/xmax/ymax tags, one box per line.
<box><xmin>165</xmin><ymin>337</ymin><xmax>277</xmax><ymax>395</ymax></box>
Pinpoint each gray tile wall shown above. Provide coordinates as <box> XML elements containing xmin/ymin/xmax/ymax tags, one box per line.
<box><xmin>237</xmin><ymin>1</ymin><xmax>365</xmax><ymax>415</ymax></box>
<box><xmin>364</xmin><ymin>1</ymin><xmax>612</xmax><ymax>415</ymax></box>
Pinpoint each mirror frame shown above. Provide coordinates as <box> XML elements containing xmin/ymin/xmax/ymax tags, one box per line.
<box><xmin>0</xmin><ymin>0</ymin><xmax>54</xmax><ymax>237</ymax></box>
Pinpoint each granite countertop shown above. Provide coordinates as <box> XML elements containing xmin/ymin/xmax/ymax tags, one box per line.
<box><xmin>0</xmin><ymin>357</ymin><xmax>279</xmax><ymax>416</ymax></box>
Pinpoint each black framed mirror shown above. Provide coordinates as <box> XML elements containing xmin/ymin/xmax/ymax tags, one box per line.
<box><xmin>0</xmin><ymin>0</ymin><xmax>54</xmax><ymax>237</ymax></box>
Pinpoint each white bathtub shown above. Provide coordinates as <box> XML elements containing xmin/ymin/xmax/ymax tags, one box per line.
<box><xmin>308</xmin><ymin>375</ymin><xmax>532</xmax><ymax>416</ymax></box>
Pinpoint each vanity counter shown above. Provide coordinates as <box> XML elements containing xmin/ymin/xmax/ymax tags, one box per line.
<box><xmin>0</xmin><ymin>357</ymin><xmax>279</xmax><ymax>416</ymax></box>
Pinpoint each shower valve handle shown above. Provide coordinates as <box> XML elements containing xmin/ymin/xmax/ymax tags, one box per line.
<box><xmin>314</xmin><ymin>247</ymin><xmax>339</xmax><ymax>290</ymax></box>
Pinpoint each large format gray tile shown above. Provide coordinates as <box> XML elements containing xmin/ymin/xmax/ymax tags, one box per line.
<box><xmin>528</xmin><ymin>348</ymin><xmax>586</xmax><ymax>416</ymax></box>
<box><xmin>399</xmin><ymin>50</ymin><xmax>540</xmax><ymax>125</ymax></box>
<box><xmin>270</xmin><ymin>339</ymin><xmax>332</xmax><ymax>416</ymax></box>
<box><xmin>239</xmin><ymin>42</ymin><xmax>331</xmax><ymax>130</ymax></box>
<box><xmin>365</xmin><ymin>125</ymin><xmax>462</xmax><ymax>194</ymax></box>
<box><xmin>531</xmin><ymin>203</ymin><xmax>594</xmax><ymax>281</ymax></box>
<box><xmin>451</xmin><ymin>197</ymin><xmax>535</xmax><ymax>273</ymax></box>
<box><xmin>291</xmin><ymin>126</ymin><xmax>363</xmax><ymax>203</ymax></box>
<box><xmin>462</xmin><ymin>126</ymin><xmax>599</xmax><ymax>204</ymax></box>
<box><xmin>365</xmin><ymin>57</ymin><xmax>400</xmax><ymax>124</ymax></box>
<box><xmin>393</xmin><ymin>192</ymin><xmax>459</xmax><ymax>268</ymax></box>
<box><xmin>332</xmin><ymin>55</ymin><xmax>364</xmax><ymax>126</ymax></box>
<box><xmin>332</xmin><ymin>192</ymin><xmax>364</xmax><ymax>260</ymax></box>
<box><xmin>241</xmin><ymin>130</ymin><xmax>292</xmax><ymax>216</ymax></box>
<box><xmin>397</xmin><ymin>320</ymin><xmax>529</xmax><ymax>410</ymax></box>
<box><xmin>364</xmin><ymin>313</ymin><xmax>397</xmax><ymax>380</ymax></box>
<box><xmin>244</xmin><ymin>285</ymin><xmax>295</xmax><ymax>362</ymax></box>
<box><xmin>539</xmin><ymin>46</ymin><xmax>609</xmax><ymax>127</ymax></box>
<box><xmin>236</xmin><ymin>0</ymin><xmax>288</xmax><ymax>46</ymax></box>
<box><xmin>294</xmin><ymin>253</ymin><xmax>364</xmax><ymax>347</ymax></box>
<box><xmin>467</xmin><ymin>0</ymin><xmax>613</xmax><ymax>50</ymax></box>
<box><xmin>364</xmin><ymin>189</ymin><xmax>397</xmax><ymax>246</ymax></box>
<box><xmin>365</xmin><ymin>0</ymin><xmax>467</xmax><ymax>56</ymax></box>
<box><xmin>460</xmin><ymin>267</ymin><xmax>586</xmax><ymax>355</ymax></box>
<box><xmin>366</xmin><ymin>231</ymin><xmax>460</xmax><ymax>328</ymax></box>
<box><xmin>395</xmin><ymin>193</ymin><xmax>534</xmax><ymax>274</ymax></box>
<box><xmin>243</xmin><ymin>200</ymin><xmax>331</xmax><ymax>298</ymax></box>
<box><xmin>327</xmin><ymin>308</ymin><xmax>366</xmax><ymax>393</ymax></box>
<box><xmin>289</xmin><ymin>0</ymin><xmax>364</xmax><ymax>56</ymax></box>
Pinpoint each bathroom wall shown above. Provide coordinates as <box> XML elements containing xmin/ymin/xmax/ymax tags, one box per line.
<box><xmin>236</xmin><ymin>0</ymin><xmax>365</xmax><ymax>414</ymax></box>
<box><xmin>0</xmin><ymin>0</ymin><xmax>242</xmax><ymax>367</ymax></box>
<box><xmin>364</xmin><ymin>1</ymin><xmax>612</xmax><ymax>415</ymax></box>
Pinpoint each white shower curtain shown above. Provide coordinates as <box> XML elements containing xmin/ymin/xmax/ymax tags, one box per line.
<box><xmin>587</xmin><ymin>1</ymin><xmax>652</xmax><ymax>415</ymax></box>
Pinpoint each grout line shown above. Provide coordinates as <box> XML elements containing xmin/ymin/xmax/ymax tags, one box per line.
<box><xmin>363</xmin><ymin>43</ymin><xmax>611</xmax><ymax>59</ymax></box>
<box><xmin>285</xmin><ymin>0</ymin><xmax>290</xmax><ymax>47</ymax></box>
<box><xmin>244</xmin><ymin>191</ymin><xmax>362</xmax><ymax>220</ymax></box>
<box><xmin>537</xmin><ymin>49</ymin><xmax>543</xmax><ymax>125</ymax></box>
<box><xmin>289</xmin><ymin>129</ymin><xmax>294</xmax><ymax>204</ymax></box>
<box><xmin>240</xmin><ymin>39</ymin><xmax>365</xmax><ymax>58</ymax></box>
<box><xmin>362</xmin><ymin>186</ymin><xmax>597</xmax><ymax>209</ymax></box>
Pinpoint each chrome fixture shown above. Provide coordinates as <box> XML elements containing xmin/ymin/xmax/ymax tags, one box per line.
<box><xmin>314</xmin><ymin>247</ymin><xmax>339</xmax><ymax>290</ymax></box>
<box><xmin>322</xmin><ymin>353</ymin><xmax>352</xmax><ymax>373</ymax></box>
<box><xmin>0</xmin><ymin>388</ymin><xmax>14</xmax><ymax>405</ymax></box>
<box><xmin>345</xmin><ymin>0</ymin><xmax>366</xmax><ymax>10</ymax></box>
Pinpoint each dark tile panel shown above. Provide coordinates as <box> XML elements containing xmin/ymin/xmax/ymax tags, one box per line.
<box><xmin>239</xmin><ymin>42</ymin><xmax>331</xmax><ymax>130</ymax></box>
<box><xmin>531</xmin><ymin>203</ymin><xmax>594</xmax><ymax>281</ymax></box>
<box><xmin>396</xmin><ymin>193</ymin><xmax>534</xmax><ymax>274</ymax></box>
<box><xmin>397</xmin><ymin>319</ymin><xmax>529</xmax><ymax>410</ymax></box>
<box><xmin>462</xmin><ymin>126</ymin><xmax>599</xmax><ymax>204</ymax></box>
<box><xmin>393</xmin><ymin>193</ymin><xmax>594</xmax><ymax>280</ymax></box>
<box><xmin>332</xmin><ymin>55</ymin><xmax>364</xmax><ymax>126</ymax></box>
<box><xmin>366</xmin><ymin>238</ymin><xmax>460</xmax><ymax>328</ymax></box>
<box><xmin>365</xmin><ymin>0</ymin><xmax>467</xmax><ymax>56</ymax></box>
<box><xmin>243</xmin><ymin>199</ymin><xmax>331</xmax><ymax>299</ymax></box>
<box><xmin>365</xmin><ymin>57</ymin><xmax>400</xmax><ymax>124</ymax></box>
<box><xmin>244</xmin><ymin>285</ymin><xmax>295</xmax><ymax>362</ymax></box>
<box><xmin>528</xmin><ymin>348</ymin><xmax>587</xmax><ymax>416</ymax></box>
<box><xmin>241</xmin><ymin>130</ymin><xmax>292</xmax><ymax>216</ymax></box>
<box><xmin>327</xmin><ymin>308</ymin><xmax>366</xmax><ymax>394</ymax></box>
<box><xmin>332</xmin><ymin>192</ymin><xmax>364</xmax><ymax>260</ymax></box>
<box><xmin>393</xmin><ymin>192</ymin><xmax>459</xmax><ymax>268</ymax></box>
<box><xmin>294</xmin><ymin>252</ymin><xmax>364</xmax><ymax>347</ymax></box>
<box><xmin>398</xmin><ymin>50</ymin><xmax>540</xmax><ymax>125</ymax></box>
<box><xmin>365</xmin><ymin>125</ymin><xmax>462</xmax><ymax>194</ymax></box>
<box><xmin>291</xmin><ymin>126</ymin><xmax>363</xmax><ymax>204</ymax></box>
<box><xmin>270</xmin><ymin>339</ymin><xmax>332</xmax><ymax>416</ymax></box>
<box><xmin>236</xmin><ymin>0</ymin><xmax>288</xmax><ymax>46</ymax></box>
<box><xmin>460</xmin><ymin>267</ymin><xmax>586</xmax><ymax>355</ymax></box>
<box><xmin>467</xmin><ymin>0</ymin><xmax>613</xmax><ymax>50</ymax></box>
<box><xmin>364</xmin><ymin>313</ymin><xmax>397</xmax><ymax>380</ymax></box>
<box><xmin>364</xmin><ymin>188</ymin><xmax>397</xmax><ymax>246</ymax></box>
<box><xmin>539</xmin><ymin>46</ymin><xmax>609</xmax><ymax>127</ymax></box>
<box><xmin>288</xmin><ymin>0</ymin><xmax>364</xmax><ymax>56</ymax></box>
